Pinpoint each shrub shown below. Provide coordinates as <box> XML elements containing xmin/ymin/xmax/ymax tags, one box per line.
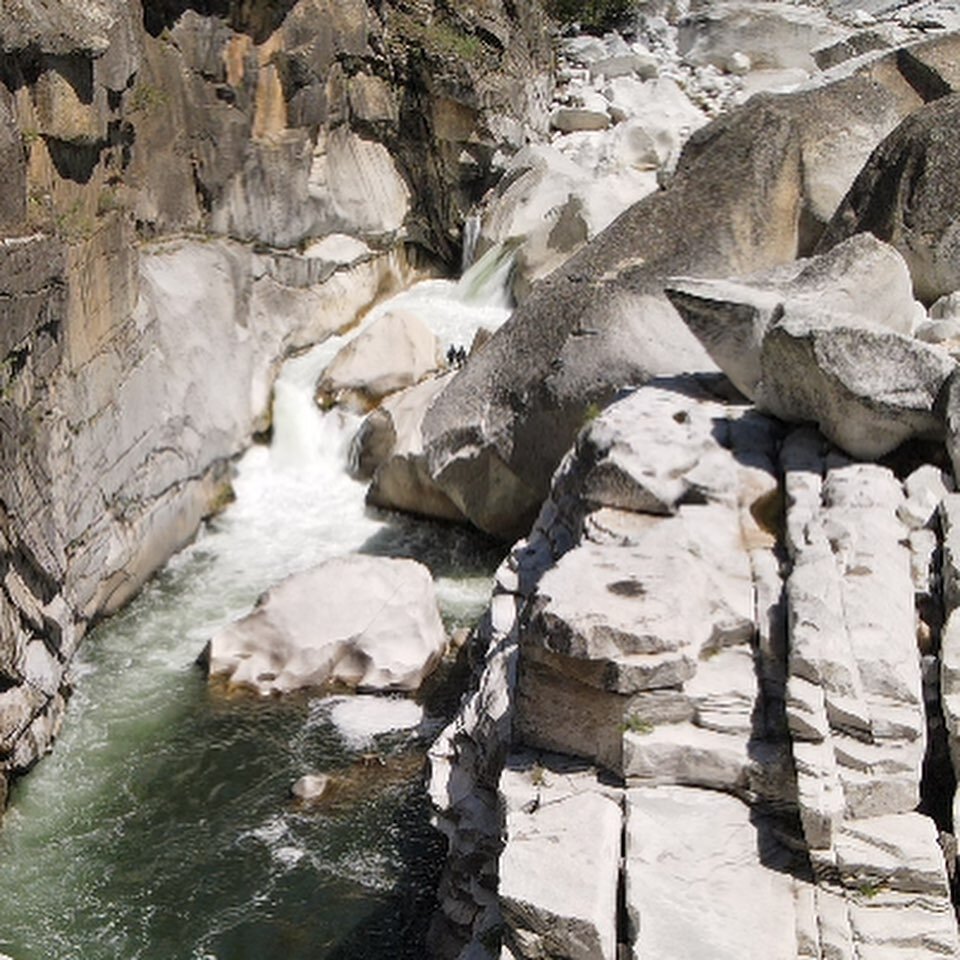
<box><xmin>546</xmin><ymin>0</ymin><xmax>640</xmax><ymax>32</ymax></box>
<box><xmin>621</xmin><ymin>714</ymin><xmax>654</xmax><ymax>735</ymax></box>
<box><xmin>128</xmin><ymin>83</ymin><xmax>168</xmax><ymax>115</ymax></box>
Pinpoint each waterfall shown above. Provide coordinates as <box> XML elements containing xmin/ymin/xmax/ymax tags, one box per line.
<box><xmin>461</xmin><ymin>212</ymin><xmax>482</xmax><ymax>273</ymax></box>
<box><xmin>456</xmin><ymin>240</ymin><xmax>516</xmax><ymax>310</ymax></box>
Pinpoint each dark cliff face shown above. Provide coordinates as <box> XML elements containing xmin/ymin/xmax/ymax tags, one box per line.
<box><xmin>0</xmin><ymin>0</ymin><xmax>553</xmax><ymax>802</ymax></box>
<box><xmin>0</xmin><ymin>0</ymin><xmax>552</xmax><ymax>258</ymax></box>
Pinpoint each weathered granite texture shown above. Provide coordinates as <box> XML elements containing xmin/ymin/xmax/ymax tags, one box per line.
<box><xmin>420</xmin><ymin>29</ymin><xmax>960</xmax><ymax>542</ymax></box>
<box><xmin>430</xmin><ymin>377</ymin><xmax>960</xmax><ymax>958</ymax></box>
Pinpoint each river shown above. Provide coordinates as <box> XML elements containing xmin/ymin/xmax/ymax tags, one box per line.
<box><xmin>0</xmin><ymin>247</ymin><xmax>514</xmax><ymax>960</ymax></box>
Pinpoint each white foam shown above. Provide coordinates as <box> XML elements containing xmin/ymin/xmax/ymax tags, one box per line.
<box><xmin>273</xmin><ymin>846</ymin><xmax>305</xmax><ymax>868</ymax></box>
<box><xmin>327</xmin><ymin>850</ymin><xmax>394</xmax><ymax>892</ymax></box>
<box><xmin>325</xmin><ymin>696</ymin><xmax>423</xmax><ymax>750</ymax></box>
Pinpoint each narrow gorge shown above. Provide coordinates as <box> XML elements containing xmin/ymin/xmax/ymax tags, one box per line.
<box><xmin>4</xmin><ymin>0</ymin><xmax>960</xmax><ymax>958</ymax></box>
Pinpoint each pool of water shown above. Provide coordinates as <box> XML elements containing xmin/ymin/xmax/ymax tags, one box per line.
<box><xmin>0</xmin><ymin>254</ymin><xmax>513</xmax><ymax>960</ymax></box>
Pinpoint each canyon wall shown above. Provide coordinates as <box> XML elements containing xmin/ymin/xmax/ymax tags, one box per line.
<box><xmin>0</xmin><ymin>0</ymin><xmax>553</xmax><ymax>807</ymax></box>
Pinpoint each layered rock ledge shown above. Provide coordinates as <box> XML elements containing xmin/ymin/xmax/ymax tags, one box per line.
<box><xmin>430</xmin><ymin>375</ymin><xmax>960</xmax><ymax>958</ymax></box>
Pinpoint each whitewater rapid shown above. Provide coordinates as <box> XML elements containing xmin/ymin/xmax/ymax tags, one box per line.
<box><xmin>0</xmin><ymin>248</ymin><xmax>514</xmax><ymax>960</ymax></box>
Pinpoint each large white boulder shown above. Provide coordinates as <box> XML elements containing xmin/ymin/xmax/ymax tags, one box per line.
<box><xmin>551</xmin><ymin>104</ymin><xmax>610</xmax><ymax>133</ymax></box>
<box><xmin>307</xmin><ymin>127</ymin><xmax>411</xmax><ymax>237</ymax></box>
<box><xmin>677</xmin><ymin>2</ymin><xmax>847</xmax><ymax>72</ymax></box>
<box><xmin>758</xmin><ymin>316</ymin><xmax>954</xmax><ymax>459</ymax></box>
<box><xmin>477</xmin><ymin>142</ymin><xmax>658</xmax><ymax>300</ymax></box>
<box><xmin>667</xmin><ymin>233</ymin><xmax>924</xmax><ymax>401</ymax></box>
<box><xmin>291</xmin><ymin>773</ymin><xmax>330</xmax><ymax>802</ymax></box>
<box><xmin>316</xmin><ymin>309</ymin><xmax>442</xmax><ymax>410</ymax></box>
<box><xmin>578</xmin><ymin>382</ymin><xmax>743</xmax><ymax>513</ymax></box>
<box><xmin>819</xmin><ymin>94</ymin><xmax>960</xmax><ymax>303</ymax></box>
<box><xmin>604</xmin><ymin>77</ymin><xmax>706</xmax><ymax>170</ymax></box>
<box><xmin>204</xmin><ymin>556</ymin><xmax>447</xmax><ymax>695</ymax></box>
<box><xmin>561</xmin><ymin>35</ymin><xmax>608</xmax><ymax>67</ymax></box>
<box><xmin>361</xmin><ymin>373</ymin><xmax>466</xmax><ymax>522</ymax></box>
<box><xmin>590</xmin><ymin>49</ymin><xmax>658</xmax><ymax>82</ymax></box>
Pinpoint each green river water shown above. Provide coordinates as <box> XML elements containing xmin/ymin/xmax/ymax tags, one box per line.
<box><xmin>0</xmin><ymin>267</ymin><xmax>512</xmax><ymax>960</ymax></box>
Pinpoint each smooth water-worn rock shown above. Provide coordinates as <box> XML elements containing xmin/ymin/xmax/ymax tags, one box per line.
<box><xmin>291</xmin><ymin>773</ymin><xmax>330</xmax><ymax>802</ymax></box>
<box><xmin>550</xmin><ymin>104</ymin><xmax>611</xmax><ymax>133</ymax></box>
<box><xmin>307</xmin><ymin>128</ymin><xmax>412</xmax><ymax>239</ymax></box>
<box><xmin>667</xmin><ymin>233</ymin><xmax>922</xmax><ymax>400</ymax></box>
<box><xmin>604</xmin><ymin>76</ymin><xmax>706</xmax><ymax>168</ymax></box>
<box><xmin>0</xmin><ymin>0</ymin><xmax>555</xmax><ymax>786</ymax></box>
<box><xmin>475</xmin><ymin>141</ymin><xmax>659</xmax><ymax>301</ymax></box>
<box><xmin>423</xmin><ymin>30</ymin><xmax>951</xmax><ymax>539</ymax></box>
<box><xmin>678</xmin><ymin>2</ymin><xmax>847</xmax><ymax>72</ymax></box>
<box><xmin>758</xmin><ymin>315</ymin><xmax>954</xmax><ymax>458</ymax></box>
<box><xmin>362</xmin><ymin>374</ymin><xmax>466</xmax><ymax>523</ymax></box>
<box><xmin>316</xmin><ymin>309</ymin><xmax>441</xmax><ymax>411</ymax></box>
<box><xmin>423</xmin><ymin>94</ymin><xmax>807</xmax><ymax>539</ymax></box>
<box><xmin>205</xmin><ymin>556</ymin><xmax>447</xmax><ymax>695</ymax></box>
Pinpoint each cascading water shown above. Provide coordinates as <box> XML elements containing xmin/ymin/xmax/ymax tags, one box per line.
<box><xmin>460</xmin><ymin>213</ymin><xmax>481</xmax><ymax>274</ymax></box>
<box><xmin>0</xmin><ymin>250</ymin><xmax>515</xmax><ymax>960</ymax></box>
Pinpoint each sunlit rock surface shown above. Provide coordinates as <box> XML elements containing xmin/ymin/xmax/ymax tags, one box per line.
<box><xmin>206</xmin><ymin>555</ymin><xmax>448</xmax><ymax>695</ymax></box>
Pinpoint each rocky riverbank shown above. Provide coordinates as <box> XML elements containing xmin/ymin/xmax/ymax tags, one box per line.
<box><xmin>7</xmin><ymin>1</ymin><xmax>960</xmax><ymax>959</ymax></box>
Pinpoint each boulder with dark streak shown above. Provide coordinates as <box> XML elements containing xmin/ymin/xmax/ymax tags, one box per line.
<box><xmin>818</xmin><ymin>93</ymin><xmax>960</xmax><ymax>303</ymax></box>
<box><xmin>421</xmin><ymin>37</ymin><xmax>946</xmax><ymax>540</ymax></box>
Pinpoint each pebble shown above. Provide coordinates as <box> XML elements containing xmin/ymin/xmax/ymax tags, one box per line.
<box><xmin>291</xmin><ymin>773</ymin><xmax>330</xmax><ymax>802</ymax></box>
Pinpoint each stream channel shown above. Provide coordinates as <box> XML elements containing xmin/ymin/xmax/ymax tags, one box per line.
<box><xmin>0</xmin><ymin>249</ymin><xmax>515</xmax><ymax>960</ymax></box>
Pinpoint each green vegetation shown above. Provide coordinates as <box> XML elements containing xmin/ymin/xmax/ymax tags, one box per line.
<box><xmin>391</xmin><ymin>11</ymin><xmax>487</xmax><ymax>64</ymax></box>
<box><xmin>426</xmin><ymin>20</ymin><xmax>484</xmax><ymax>60</ymax></box>
<box><xmin>128</xmin><ymin>83</ymin><xmax>168</xmax><ymax>115</ymax></box>
<box><xmin>26</xmin><ymin>188</ymin><xmax>50</xmax><ymax>231</ymax></box>
<box><xmin>583</xmin><ymin>400</ymin><xmax>603</xmax><ymax>423</ymax></box>
<box><xmin>546</xmin><ymin>0</ymin><xmax>640</xmax><ymax>31</ymax></box>
<box><xmin>96</xmin><ymin>188</ymin><xmax>123</xmax><ymax>216</ymax></box>
<box><xmin>622</xmin><ymin>714</ymin><xmax>654</xmax><ymax>735</ymax></box>
<box><xmin>207</xmin><ymin>481</ymin><xmax>237</xmax><ymax>517</ymax></box>
<box><xmin>55</xmin><ymin>198</ymin><xmax>95</xmax><ymax>241</ymax></box>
